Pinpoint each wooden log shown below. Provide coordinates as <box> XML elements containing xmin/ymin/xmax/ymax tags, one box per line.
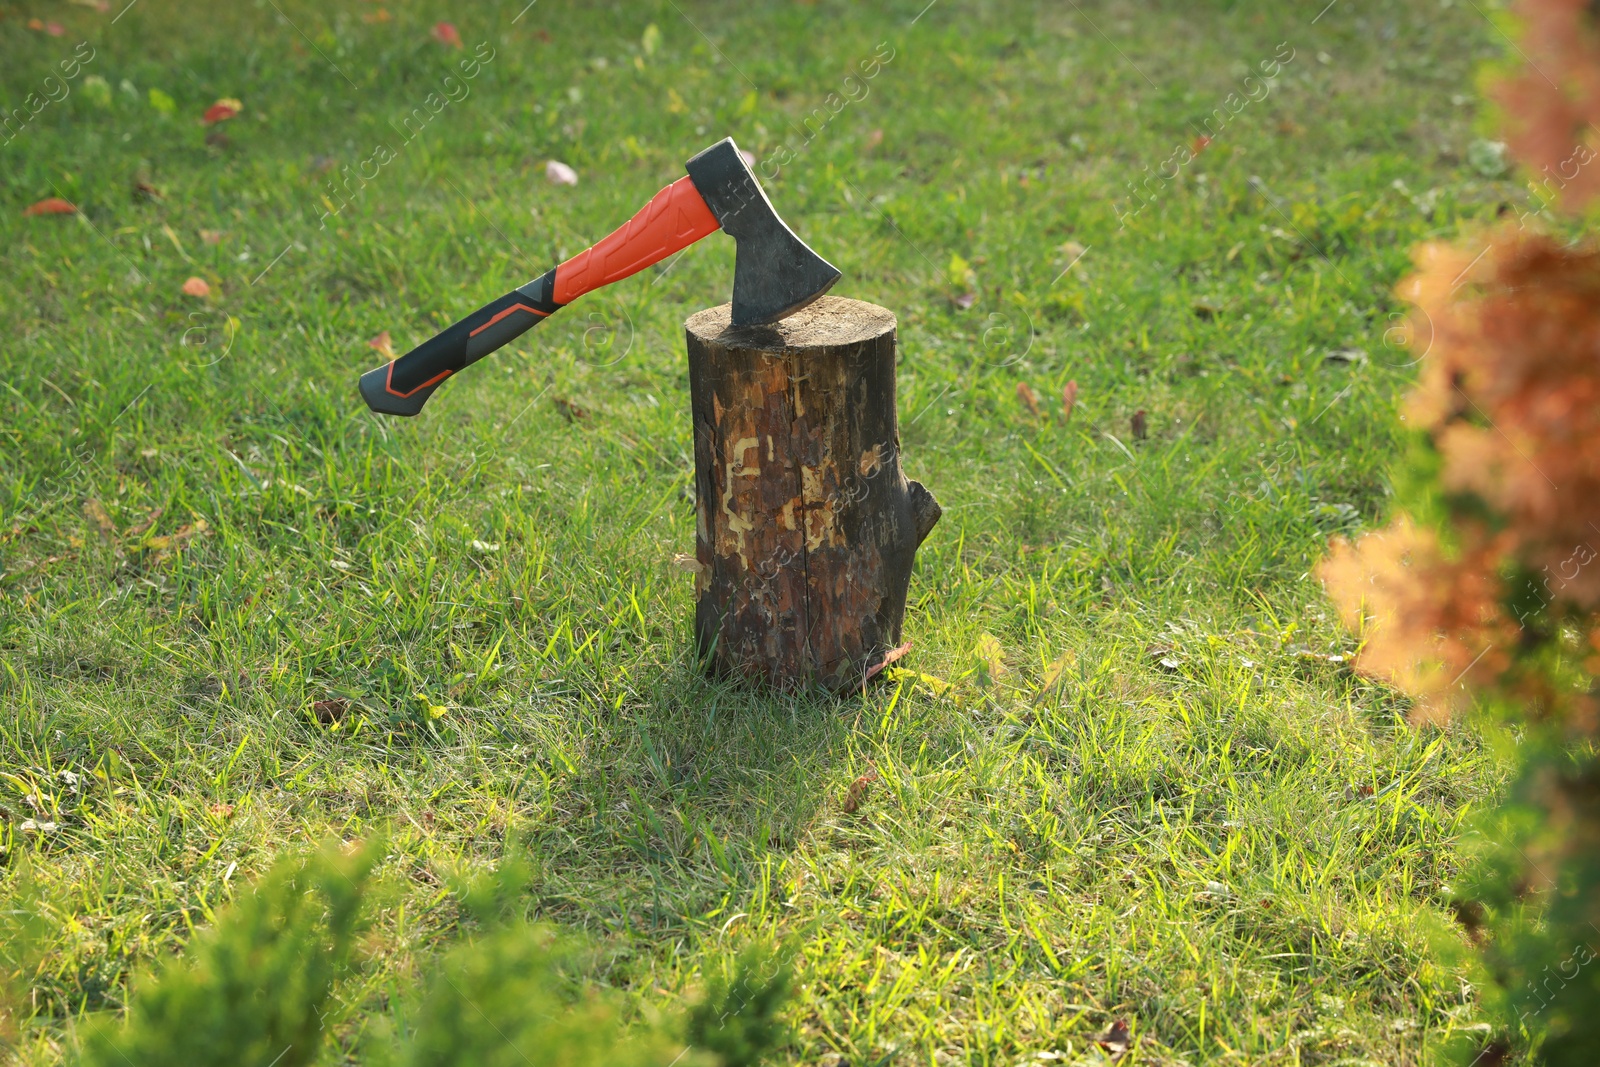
<box><xmin>685</xmin><ymin>295</ymin><xmax>941</xmax><ymax>690</ymax></box>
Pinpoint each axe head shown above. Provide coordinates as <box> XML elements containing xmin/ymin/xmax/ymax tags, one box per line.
<box><xmin>686</xmin><ymin>138</ymin><xmax>840</xmax><ymax>326</ymax></box>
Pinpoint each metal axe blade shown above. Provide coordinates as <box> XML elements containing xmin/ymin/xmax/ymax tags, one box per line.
<box><xmin>358</xmin><ymin>137</ymin><xmax>837</xmax><ymax>417</ymax></box>
<box><xmin>685</xmin><ymin>139</ymin><xmax>840</xmax><ymax>326</ymax></box>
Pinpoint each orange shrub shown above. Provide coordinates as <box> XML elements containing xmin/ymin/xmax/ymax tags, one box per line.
<box><xmin>1317</xmin><ymin>2</ymin><xmax>1600</xmax><ymax>1062</ymax></box>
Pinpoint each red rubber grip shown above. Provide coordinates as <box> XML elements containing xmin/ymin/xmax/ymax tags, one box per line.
<box><xmin>552</xmin><ymin>176</ymin><xmax>719</xmax><ymax>304</ymax></box>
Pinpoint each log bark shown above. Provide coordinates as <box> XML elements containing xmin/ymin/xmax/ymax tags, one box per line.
<box><xmin>686</xmin><ymin>295</ymin><xmax>940</xmax><ymax>691</ymax></box>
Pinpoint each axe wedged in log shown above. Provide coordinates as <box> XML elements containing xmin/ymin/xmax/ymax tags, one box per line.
<box><xmin>359</xmin><ymin>137</ymin><xmax>840</xmax><ymax>416</ymax></box>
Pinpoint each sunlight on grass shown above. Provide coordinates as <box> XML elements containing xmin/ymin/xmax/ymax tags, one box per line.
<box><xmin>0</xmin><ymin>0</ymin><xmax>1525</xmax><ymax>1063</ymax></box>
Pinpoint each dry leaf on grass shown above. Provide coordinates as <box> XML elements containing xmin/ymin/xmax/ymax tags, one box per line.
<box><xmin>312</xmin><ymin>698</ymin><xmax>349</xmax><ymax>724</ymax></box>
<box><xmin>1096</xmin><ymin>1019</ymin><xmax>1133</xmax><ymax>1058</ymax></box>
<box><xmin>553</xmin><ymin>396</ymin><xmax>588</xmax><ymax>421</ymax></box>
<box><xmin>141</xmin><ymin>519</ymin><xmax>210</xmax><ymax>559</ymax></box>
<box><xmin>887</xmin><ymin>667</ymin><xmax>956</xmax><ymax>701</ymax></box>
<box><xmin>1325</xmin><ymin>347</ymin><xmax>1367</xmax><ymax>366</ymax></box>
<box><xmin>202</xmin><ymin>98</ymin><xmax>242</xmax><ymax>124</ymax></box>
<box><xmin>840</xmin><ymin>767</ymin><xmax>879</xmax><ymax>814</ymax></box>
<box><xmin>975</xmin><ymin>632</ymin><xmax>1007</xmax><ymax>684</ymax></box>
<box><xmin>860</xmin><ymin>640</ymin><xmax>912</xmax><ymax>689</ymax></box>
<box><xmin>125</xmin><ymin>507</ymin><xmax>163</xmax><ymax>538</ymax></box>
<box><xmin>368</xmin><ymin>330</ymin><xmax>396</xmax><ymax>360</ymax></box>
<box><xmin>1036</xmin><ymin>650</ymin><xmax>1074</xmax><ymax>701</ymax></box>
<box><xmin>546</xmin><ymin>160</ymin><xmax>578</xmax><ymax>186</ymax></box>
<box><xmin>1016</xmin><ymin>381</ymin><xmax>1041</xmax><ymax>419</ymax></box>
<box><xmin>25</xmin><ymin>197</ymin><xmax>76</xmax><ymax>216</ymax></box>
<box><xmin>83</xmin><ymin>499</ymin><xmax>116</xmax><ymax>540</ymax></box>
<box><xmin>1061</xmin><ymin>380</ymin><xmax>1078</xmax><ymax>421</ymax></box>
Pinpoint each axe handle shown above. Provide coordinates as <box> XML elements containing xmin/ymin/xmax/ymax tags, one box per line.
<box><xmin>360</xmin><ymin>176</ymin><xmax>719</xmax><ymax>418</ymax></box>
<box><xmin>359</xmin><ymin>273</ymin><xmax>561</xmax><ymax>417</ymax></box>
<box><xmin>552</xmin><ymin>176</ymin><xmax>717</xmax><ymax>303</ymax></box>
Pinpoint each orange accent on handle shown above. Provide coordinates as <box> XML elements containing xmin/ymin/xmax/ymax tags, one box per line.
<box><xmin>552</xmin><ymin>175</ymin><xmax>719</xmax><ymax>305</ymax></box>
<box><xmin>468</xmin><ymin>303</ymin><xmax>549</xmax><ymax>337</ymax></box>
<box><xmin>386</xmin><ymin>362</ymin><xmax>453</xmax><ymax>398</ymax></box>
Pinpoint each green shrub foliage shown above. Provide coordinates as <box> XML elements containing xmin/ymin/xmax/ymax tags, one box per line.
<box><xmin>397</xmin><ymin>925</ymin><xmax>692</xmax><ymax>1067</ymax></box>
<box><xmin>77</xmin><ymin>841</ymin><xmax>377</xmax><ymax>1067</ymax></box>
<box><xmin>68</xmin><ymin>842</ymin><xmax>788</xmax><ymax>1066</ymax></box>
<box><xmin>685</xmin><ymin>948</ymin><xmax>793</xmax><ymax>1067</ymax></box>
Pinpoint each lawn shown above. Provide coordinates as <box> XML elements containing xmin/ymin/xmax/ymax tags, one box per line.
<box><xmin>0</xmin><ymin>0</ymin><xmax>1525</xmax><ymax>1063</ymax></box>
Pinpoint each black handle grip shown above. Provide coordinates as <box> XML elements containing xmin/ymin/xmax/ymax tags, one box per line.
<box><xmin>360</xmin><ymin>269</ymin><xmax>562</xmax><ymax>417</ymax></box>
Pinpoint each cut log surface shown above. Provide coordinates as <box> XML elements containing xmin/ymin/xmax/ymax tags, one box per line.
<box><xmin>686</xmin><ymin>295</ymin><xmax>940</xmax><ymax>690</ymax></box>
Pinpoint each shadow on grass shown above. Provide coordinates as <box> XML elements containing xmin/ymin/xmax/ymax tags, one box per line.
<box><xmin>513</xmin><ymin>661</ymin><xmax>864</xmax><ymax>938</ymax></box>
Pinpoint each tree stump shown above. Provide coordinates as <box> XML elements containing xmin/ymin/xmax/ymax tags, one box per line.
<box><xmin>686</xmin><ymin>295</ymin><xmax>941</xmax><ymax>691</ymax></box>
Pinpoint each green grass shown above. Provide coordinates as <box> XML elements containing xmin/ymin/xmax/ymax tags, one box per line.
<box><xmin>0</xmin><ymin>0</ymin><xmax>1532</xmax><ymax>1062</ymax></box>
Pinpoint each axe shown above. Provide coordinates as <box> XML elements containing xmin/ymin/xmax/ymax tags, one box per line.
<box><xmin>360</xmin><ymin>137</ymin><xmax>839</xmax><ymax>416</ymax></box>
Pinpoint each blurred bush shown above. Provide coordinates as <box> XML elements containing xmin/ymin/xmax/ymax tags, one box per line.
<box><xmin>77</xmin><ymin>841</ymin><xmax>378</xmax><ymax>1067</ymax></box>
<box><xmin>66</xmin><ymin>841</ymin><xmax>789</xmax><ymax>1067</ymax></box>
<box><xmin>1318</xmin><ymin>3</ymin><xmax>1600</xmax><ymax>1062</ymax></box>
